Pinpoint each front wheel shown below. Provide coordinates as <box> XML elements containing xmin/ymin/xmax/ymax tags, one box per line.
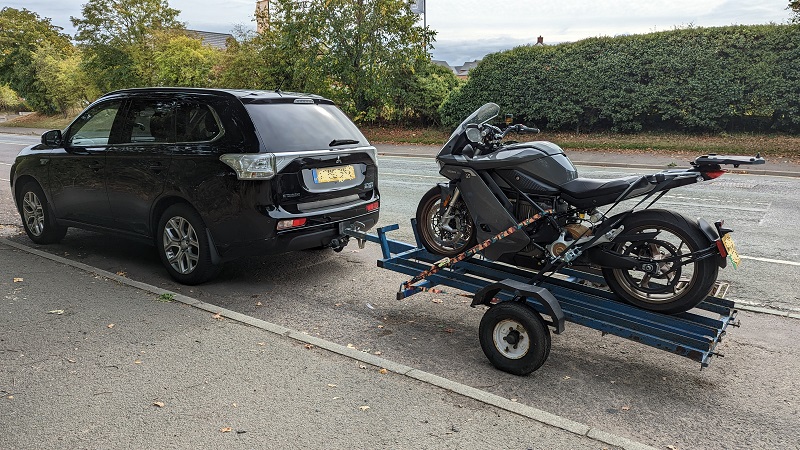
<box><xmin>601</xmin><ymin>209</ymin><xmax>719</xmax><ymax>314</ymax></box>
<box><xmin>156</xmin><ymin>204</ymin><xmax>220</xmax><ymax>285</ymax></box>
<box><xmin>17</xmin><ymin>181</ymin><xmax>67</xmax><ymax>244</ymax></box>
<box><xmin>415</xmin><ymin>186</ymin><xmax>477</xmax><ymax>257</ymax></box>
<box><xmin>479</xmin><ymin>301</ymin><xmax>551</xmax><ymax>375</ymax></box>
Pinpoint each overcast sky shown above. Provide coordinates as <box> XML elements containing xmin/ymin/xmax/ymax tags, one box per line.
<box><xmin>5</xmin><ymin>0</ymin><xmax>795</xmax><ymax>64</ymax></box>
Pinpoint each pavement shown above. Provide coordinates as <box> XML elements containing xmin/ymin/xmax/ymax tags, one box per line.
<box><xmin>0</xmin><ymin>243</ymin><xmax>647</xmax><ymax>449</ymax></box>
<box><xmin>2</xmin><ymin>126</ymin><xmax>797</xmax><ymax>449</ymax></box>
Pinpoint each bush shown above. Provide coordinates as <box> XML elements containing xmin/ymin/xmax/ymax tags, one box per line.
<box><xmin>440</xmin><ymin>24</ymin><xmax>800</xmax><ymax>134</ymax></box>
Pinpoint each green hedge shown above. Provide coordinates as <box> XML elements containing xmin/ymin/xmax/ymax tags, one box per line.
<box><xmin>439</xmin><ymin>24</ymin><xmax>800</xmax><ymax>133</ymax></box>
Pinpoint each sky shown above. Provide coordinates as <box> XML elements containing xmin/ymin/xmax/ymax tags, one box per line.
<box><xmin>4</xmin><ymin>0</ymin><xmax>795</xmax><ymax>65</ymax></box>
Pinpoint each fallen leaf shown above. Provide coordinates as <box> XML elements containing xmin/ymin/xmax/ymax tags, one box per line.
<box><xmin>334</xmin><ymin>303</ymin><xmax>343</xmax><ymax>307</ymax></box>
<box><xmin>667</xmin><ymin>446</ymin><xmax>677</xmax><ymax>450</ymax></box>
<box><xmin>510</xmin><ymin>398</ymin><xmax>518</xmax><ymax>402</ymax></box>
<box><xmin>232</xmin><ymin>403</ymin><xmax>237</xmax><ymax>407</ymax></box>
<box><xmin>13</xmin><ymin>277</ymin><xmax>23</xmax><ymax>283</ymax></box>
<box><xmin>431</xmin><ymin>298</ymin><xmax>443</xmax><ymax>304</ymax></box>
<box><xmin>107</xmin><ymin>324</ymin><xmax>115</xmax><ymax>329</ymax></box>
<box><xmin>153</xmin><ymin>401</ymin><xmax>165</xmax><ymax>408</ymax></box>
<box><xmin>134</xmin><ymin>360</ymin><xmax>142</xmax><ymax>364</ymax></box>
<box><xmin>47</xmin><ymin>310</ymin><xmax>65</xmax><ymax>315</ymax></box>
<box><xmin>7</xmin><ymin>396</ymin><xmax>13</xmax><ymax>400</ymax></box>
<box><xmin>379</xmin><ymin>368</ymin><xmax>388</xmax><ymax>374</ymax></box>
<box><xmin>373</xmin><ymin>351</ymin><xmax>382</xmax><ymax>355</ymax></box>
<box><xmin>359</xmin><ymin>364</ymin><xmax>367</xmax><ymax>369</ymax></box>
<box><xmin>359</xmin><ymin>405</ymin><xmax>370</xmax><ymax>411</ymax></box>
<box><xmin>563</xmin><ymin>376</ymin><xmax>571</xmax><ymax>380</ymax></box>
<box><xmin>304</xmin><ymin>344</ymin><xmax>314</xmax><ymax>350</ymax></box>
<box><xmin>327</xmin><ymin>384</ymin><xmax>337</xmax><ymax>388</ymax></box>
<box><xmin>220</xmin><ymin>427</ymin><xmax>232</xmax><ymax>433</ymax></box>
<box><xmin>443</xmin><ymin>328</ymin><xmax>455</xmax><ymax>333</ymax></box>
<box><xmin>347</xmin><ymin>344</ymin><xmax>356</xmax><ymax>349</ymax></box>
<box><xmin>257</xmin><ymin>342</ymin><xmax>266</xmax><ymax>346</ymax></box>
<box><xmin>115</xmin><ymin>271</ymin><xmax>127</xmax><ymax>277</ymax></box>
<box><xmin>212</xmin><ymin>313</ymin><xmax>223</xmax><ymax>320</ymax></box>
<box><xmin>377</xmin><ymin>325</ymin><xmax>384</xmax><ymax>329</ymax></box>
<box><xmin>256</xmin><ymin>302</ymin><xmax>263</xmax><ymax>306</ymax></box>
<box><xmin>621</xmin><ymin>406</ymin><xmax>631</xmax><ymax>411</ymax></box>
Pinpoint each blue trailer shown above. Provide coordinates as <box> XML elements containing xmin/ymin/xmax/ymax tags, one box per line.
<box><xmin>344</xmin><ymin>221</ymin><xmax>738</xmax><ymax>375</ymax></box>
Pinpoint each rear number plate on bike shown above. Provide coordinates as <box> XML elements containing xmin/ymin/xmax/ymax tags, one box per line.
<box><xmin>313</xmin><ymin>165</ymin><xmax>356</xmax><ymax>184</ymax></box>
<box><xmin>721</xmin><ymin>233</ymin><xmax>741</xmax><ymax>268</ymax></box>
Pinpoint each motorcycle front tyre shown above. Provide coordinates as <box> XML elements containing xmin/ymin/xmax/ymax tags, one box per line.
<box><xmin>415</xmin><ymin>186</ymin><xmax>477</xmax><ymax>257</ymax></box>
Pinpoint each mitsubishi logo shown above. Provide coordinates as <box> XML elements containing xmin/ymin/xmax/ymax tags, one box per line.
<box><xmin>335</xmin><ymin>156</ymin><xmax>342</xmax><ymax>164</ymax></box>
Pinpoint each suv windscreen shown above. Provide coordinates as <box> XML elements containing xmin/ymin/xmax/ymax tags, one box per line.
<box><xmin>244</xmin><ymin>103</ymin><xmax>367</xmax><ymax>152</ymax></box>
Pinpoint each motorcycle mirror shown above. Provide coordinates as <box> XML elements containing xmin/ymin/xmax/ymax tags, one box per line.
<box><xmin>465</xmin><ymin>125</ymin><xmax>481</xmax><ymax>143</ymax></box>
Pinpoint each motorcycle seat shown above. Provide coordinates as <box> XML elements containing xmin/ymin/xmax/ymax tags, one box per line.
<box><xmin>559</xmin><ymin>176</ymin><xmax>647</xmax><ymax>208</ymax></box>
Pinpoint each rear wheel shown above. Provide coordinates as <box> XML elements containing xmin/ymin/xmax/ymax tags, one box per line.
<box><xmin>157</xmin><ymin>204</ymin><xmax>220</xmax><ymax>285</ymax></box>
<box><xmin>479</xmin><ymin>301</ymin><xmax>551</xmax><ymax>376</ymax></box>
<box><xmin>601</xmin><ymin>209</ymin><xmax>719</xmax><ymax>314</ymax></box>
<box><xmin>17</xmin><ymin>181</ymin><xmax>67</xmax><ymax>244</ymax></box>
<box><xmin>415</xmin><ymin>186</ymin><xmax>476</xmax><ymax>257</ymax></box>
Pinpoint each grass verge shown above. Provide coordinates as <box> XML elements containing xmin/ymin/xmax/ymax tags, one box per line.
<box><xmin>361</xmin><ymin>125</ymin><xmax>800</xmax><ymax>159</ymax></box>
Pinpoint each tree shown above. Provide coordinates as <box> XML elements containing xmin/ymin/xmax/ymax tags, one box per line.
<box><xmin>71</xmin><ymin>0</ymin><xmax>183</xmax><ymax>91</ymax></box>
<box><xmin>151</xmin><ymin>32</ymin><xmax>222</xmax><ymax>87</ymax></box>
<box><xmin>32</xmin><ymin>43</ymin><xmax>96</xmax><ymax>116</ymax></box>
<box><xmin>790</xmin><ymin>1</ymin><xmax>800</xmax><ymax>23</ymax></box>
<box><xmin>0</xmin><ymin>8</ymin><xmax>72</xmax><ymax>112</ymax></box>
<box><xmin>261</xmin><ymin>0</ymin><xmax>434</xmax><ymax>121</ymax></box>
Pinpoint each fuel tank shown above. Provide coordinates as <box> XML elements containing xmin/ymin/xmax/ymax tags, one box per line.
<box><xmin>439</xmin><ymin>141</ymin><xmax>578</xmax><ymax>186</ymax></box>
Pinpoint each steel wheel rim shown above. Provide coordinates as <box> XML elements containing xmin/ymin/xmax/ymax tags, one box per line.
<box><xmin>163</xmin><ymin>216</ymin><xmax>199</xmax><ymax>275</ymax></box>
<box><xmin>612</xmin><ymin>226</ymin><xmax>696</xmax><ymax>304</ymax></box>
<box><xmin>492</xmin><ymin>319</ymin><xmax>530</xmax><ymax>360</ymax></box>
<box><xmin>22</xmin><ymin>191</ymin><xmax>45</xmax><ymax>237</ymax></box>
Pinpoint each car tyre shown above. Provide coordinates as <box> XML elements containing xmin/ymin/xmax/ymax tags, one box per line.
<box><xmin>157</xmin><ymin>203</ymin><xmax>220</xmax><ymax>285</ymax></box>
<box><xmin>18</xmin><ymin>180</ymin><xmax>67</xmax><ymax>244</ymax></box>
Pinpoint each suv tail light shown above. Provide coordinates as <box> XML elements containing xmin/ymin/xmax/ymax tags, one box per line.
<box><xmin>366</xmin><ymin>201</ymin><xmax>379</xmax><ymax>212</ymax></box>
<box><xmin>220</xmin><ymin>153</ymin><xmax>276</xmax><ymax>180</ymax></box>
<box><xmin>277</xmin><ymin>218</ymin><xmax>307</xmax><ymax>230</ymax></box>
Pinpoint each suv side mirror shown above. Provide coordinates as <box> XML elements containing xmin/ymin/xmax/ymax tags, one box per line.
<box><xmin>41</xmin><ymin>130</ymin><xmax>62</xmax><ymax>147</ymax></box>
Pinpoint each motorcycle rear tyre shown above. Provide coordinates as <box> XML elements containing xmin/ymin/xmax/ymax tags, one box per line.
<box><xmin>601</xmin><ymin>209</ymin><xmax>719</xmax><ymax>314</ymax></box>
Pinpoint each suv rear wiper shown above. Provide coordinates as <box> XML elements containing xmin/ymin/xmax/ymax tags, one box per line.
<box><xmin>329</xmin><ymin>139</ymin><xmax>359</xmax><ymax>147</ymax></box>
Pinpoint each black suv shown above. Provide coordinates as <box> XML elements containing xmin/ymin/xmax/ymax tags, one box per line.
<box><xmin>10</xmin><ymin>88</ymin><xmax>379</xmax><ymax>284</ymax></box>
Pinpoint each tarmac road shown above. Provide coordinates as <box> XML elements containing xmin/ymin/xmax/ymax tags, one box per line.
<box><xmin>2</xmin><ymin>130</ymin><xmax>800</xmax><ymax>449</ymax></box>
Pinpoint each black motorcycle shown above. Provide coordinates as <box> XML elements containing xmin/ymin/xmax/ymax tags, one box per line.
<box><xmin>416</xmin><ymin>103</ymin><xmax>764</xmax><ymax>314</ymax></box>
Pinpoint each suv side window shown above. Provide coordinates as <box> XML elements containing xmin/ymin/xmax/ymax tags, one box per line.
<box><xmin>118</xmin><ymin>98</ymin><xmax>177</xmax><ymax>144</ymax></box>
<box><xmin>65</xmin><ymin>100</ymin><xmax>123</xmax><ymax>146</ymax></box>
<box><xmin>176</xmin><ymin>101</ymin><xmax>223</xmax><ymax>143</ymax></box>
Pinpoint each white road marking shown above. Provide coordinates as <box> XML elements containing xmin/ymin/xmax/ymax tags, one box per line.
<box><xmin>381</xmin><ymin>172</ymin><xmax>443</xmax><ymax>179</ymax></box>
<box><xmin>740</xmin><ymin>255</ymin><xmax>800</xmax><ymax>267</ymax></box>
<box><xmin>0</xmin><ymin>162</ymin><xmax>11</xmax><ymax>166</ymax></box>
<box><xmin>0</xmin><ymin>178</ymin><xmax>9</xmax><ymax>182</ymax></box>
<box><xmin>0</xmin><ymin>141</ymin><xmax>31</xmax><ymax>145</ymax></box>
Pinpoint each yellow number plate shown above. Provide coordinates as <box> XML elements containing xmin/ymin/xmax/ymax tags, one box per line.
<box><xmin>313</xmin><ymin>165</ymin><xmax>356</xmax><ymax>183</ymax></box>
<box><xmin>721</xmin><ymin>233</ymin><xmax>741</xmax><ymax>268</ymax></box>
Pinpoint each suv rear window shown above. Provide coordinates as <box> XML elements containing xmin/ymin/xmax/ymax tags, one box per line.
<box><xmin>245</xmin><ymin>103</ymin><xmax>367</xmax><ymax>152</ymax></box>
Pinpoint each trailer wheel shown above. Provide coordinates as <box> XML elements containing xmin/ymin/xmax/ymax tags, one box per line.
<box><xmin>479</xmin><ymin>301</ymin><xmax>551</xmax><ymax>375</ymax></box>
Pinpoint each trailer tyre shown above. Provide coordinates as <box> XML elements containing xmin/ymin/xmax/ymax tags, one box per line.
<box><xmin>479</xmin><ymin>301</ymin><xmax>551</xmax><ymax>376</ymax></box>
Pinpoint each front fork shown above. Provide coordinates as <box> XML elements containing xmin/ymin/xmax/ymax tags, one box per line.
<box><xmin>439</xmin><ymin>187</ymin><xmax>462</xmax><ymax>233</ymax></box>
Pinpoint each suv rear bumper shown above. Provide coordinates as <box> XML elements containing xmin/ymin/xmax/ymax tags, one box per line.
<box><xmin>213</xmin><ymin>211</ymin><xmax>379</xmax><ymax>261</ymax></box>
